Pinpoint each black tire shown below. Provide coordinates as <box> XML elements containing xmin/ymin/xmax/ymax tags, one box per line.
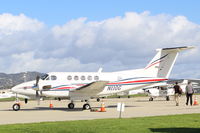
<box><xmin>83</xmin><ymin>104</ymin><xmax>91</xmax><ymax>110</ymax></box>
<box><xmin>149</xmin><ymin>97</ymin><xmax>153</xmax><ymax>101</ymax></box>
<box><xmin>68</xmin><ymin>103</ymin><xmax>75</xmax><ymax>109</ymax></box>
<box><xmin>166</xmin><ymin>96</ymin><xmax>170</xmax><ymax>101</ymax></box>
<box><xmin>25</xmin><ymin>98</ymin><xmax>28</xmax><ymax>104</ymax></box>
<box><xmin>97</xmin><ymin>98</ymin><xmax>100</xmax><ymax>102</ymax></box>
<box><xmin>13</xmin><ymin>103</ymin><xmax>20</xmax><ymax>111</ymax></box>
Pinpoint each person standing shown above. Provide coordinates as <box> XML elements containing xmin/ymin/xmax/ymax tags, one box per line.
<box><xmin>173</xmin><ymin>82</ymin><xmax>181</xmax><ymax>106</ymax></box>
<box><xmin>186</xmin><ymin>81</ymin><xmax>194</xmax><ymax>106</ymax></box>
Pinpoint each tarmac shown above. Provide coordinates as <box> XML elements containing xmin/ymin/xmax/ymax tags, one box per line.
<box><xmin>0</xmin><ymin>95</ymin><xmax>200</xmax><ymax>125</ymax></box>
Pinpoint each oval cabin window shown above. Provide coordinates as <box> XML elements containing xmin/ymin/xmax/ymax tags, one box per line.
<box><xmin>94</xmin><ymin>76</ymin><xmax>99</xmax><ymax>81</ymax></box>
<box><xmin>74</xmin><ymin>76</ymin><xmax>79</xmax><ymax>80</ymax></box>
<box><xmin>67</xmin><ymin>75</ymin><xmax>72</xmax><ymax>80</ymax></box>
<box><xmin>81</xmin><ymin>76</ymin><xmax>85</xmax><ymax>80</ymax></box>
<box><xmin>51</xmin><ymin>75</ymin><xmax>57</xmax><ymax>80</ymax></box>
<box><xmin>87</xmin><ymin>75</ymin><xmax>92</xmax><ymax>80</ymax></box>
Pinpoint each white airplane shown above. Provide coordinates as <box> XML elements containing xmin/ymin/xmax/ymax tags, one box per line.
<box><xmin>11</xmin><ymin>46</ymin><xmax>194</xmax><ymax>111</ymax></box>
<box><xmin>0</xmin><ymin>91</ymin><xmax>29</xmax><ymax>99</ymax></box>
<box><xmin>143</xmin><ymin>79</ymin><xmax>188</xmax><ymax>101</ymax></box>
<box><xmin>129</xmin><ymin>79</ymin><xmax>199</xmax><ymax>101</ymax></box>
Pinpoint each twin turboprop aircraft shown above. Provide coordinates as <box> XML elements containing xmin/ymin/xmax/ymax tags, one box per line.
<box><xmin>11</xmin><ymin>46</ymin><xmax>194</xmax><ymax>111</ymax></box>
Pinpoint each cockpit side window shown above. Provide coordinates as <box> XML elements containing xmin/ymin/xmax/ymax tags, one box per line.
<box><xmin>46</xmin><ymin>77</ymin><xmax>50</xmax><ymax>80</ymax></box>
<box><xmin>40</xmin><ymin>74</ymin><xmax>49</xmax><ymax>80</ymax></box>
<box><xmin>51</xmin><ymin>75</ymin><xmax>57</xmax><ymax>80</ymax></box>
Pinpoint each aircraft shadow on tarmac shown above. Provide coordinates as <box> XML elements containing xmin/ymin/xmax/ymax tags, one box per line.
<box><xmin>150</xmin><ymin>128</ymin><xmax>200</xmax><ymax>133</ymax></box>
<box><xmin>106</xmin><ymin>105</ymin><xmax>138</xmax><ymax>108</ymax></box>
<box><xmin>2</xmin><ymin>107</ymin><xmax>84</xmax><ymax>112</ymax></box>
<box><xmin>136</xmin><ymin>99</ymin><xmax>169</xmax><ymax>102</ymax></box>
<box><xmin>1</xmin><ymin>105</ymin><xmax>137</xmax><ymax>112</ymax></box>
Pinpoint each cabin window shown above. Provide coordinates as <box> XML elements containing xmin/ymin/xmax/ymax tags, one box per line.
<box><xmin>67</xmin><ymin>75</ymin><xmax>72</xmax><ymax>80</ymax></box>
<box><xmin>81</xmin><ymin>76</ymin><xmax>85</xmax><ymax>80</ymax></box>
<box><xmin>94</xmin><ymin>76</ymin><xmax>99</xmax><ymax>80</ymax></box>
<box><xmin>87</xmin><ymin>75</ymin><xmax>92</xmax><ymax>80</ymax></box>
<box><xmin>51</xmin><ymin>75</ymin><xmax>57</xmax><ymax>80</ymax></box>
<box><xmin>74</xmin><ymin>76</ymin><xmax>79</xmax><ymax>80</ymax></box>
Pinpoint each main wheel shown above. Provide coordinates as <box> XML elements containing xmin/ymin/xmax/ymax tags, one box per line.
<box><xmin>68</xmin><ymin>103</ymin><xmax>75</xmax><ymax>109</ymax></box>
<box><xmin>97</xmin><ymin>98</ymin><xmax>100</xmax><ymax>102</ymax></box>
<box><xmin>166</xmin><ymin>96</ymin><xmax>170</xmax><ymax>101</ymax></box>
<box><xmin>149</xmin><ymin>97</ymin><xmax>153</xmax><ymax>101</ymax></box>
<box><xmin>83</xmin><ymin>104</ymin><xmax>91</xmax><ymax>110</ymax></box>
<box><xmin>25</xmin><ymin>98</ymin><xmax>28</xmax><ymax>104</ymax></box>
<box><xmin>13</xmin><ymin>103</ymin><xmax>20</xmax><ymax>111</ymax></box>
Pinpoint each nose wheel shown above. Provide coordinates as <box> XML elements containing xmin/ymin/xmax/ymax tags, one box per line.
<box><xmin>13</xmin><ymin>103</ymin><xmax>20</xmax><ymax>111</ymax></box>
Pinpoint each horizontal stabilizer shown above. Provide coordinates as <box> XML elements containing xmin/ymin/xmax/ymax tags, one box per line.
<box><xmin>160</xmin><ymin>46</ymin><xmax>195</xmax><ymax>51</ymax></box>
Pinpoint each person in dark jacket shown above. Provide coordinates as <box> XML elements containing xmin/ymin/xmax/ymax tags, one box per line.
<box><xmin>173</xmin><ymin>82</ymin><xmax>181</xmax><ymax>106</ymax></box>
<box><xmin>186</xmin><ymin>81</ymin><xmax>194</xmax><ymax>106</ymax></box>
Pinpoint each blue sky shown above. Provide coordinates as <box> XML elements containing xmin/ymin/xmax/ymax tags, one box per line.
<box><xmin>0</xmin><ymin>0</ymin><xmax>199</xmax><ymax>78</ymax></box>
<box><xmin>0</xmin><ymin>0</ymin><xmax>200</xmax><ymax>26</ymax></box>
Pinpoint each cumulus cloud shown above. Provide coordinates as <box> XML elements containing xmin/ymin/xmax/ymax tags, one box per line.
<box><xmin>0</xmin><ymin>12</ymin><xmax>199</xmax><ymax>79</ymax></box>
<box><xmin>0</xmin><ymin>13</ymin><xmax>44</xmax><ymax>35</ymax></box>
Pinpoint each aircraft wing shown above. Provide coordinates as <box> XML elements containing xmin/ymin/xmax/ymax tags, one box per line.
<box><xmin>0</xmin><ymin>92</ymin><xmax>30</xmax><ymax>99</ymax></box>
<box><xmin>69</xmin><ymin>81</ymin><xmax>109</xmax><ymax>100</ymax></box>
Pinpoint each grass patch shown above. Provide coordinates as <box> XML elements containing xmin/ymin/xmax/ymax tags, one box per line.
<box><xmin>0</xmin><ymin>97</ymin><xmax>16</xmax><ymax>102</ymax></box>
<box><xmin>0</xmin><ymin>113</ymin><xmax>200</xmax><ymax>133</ymax></box>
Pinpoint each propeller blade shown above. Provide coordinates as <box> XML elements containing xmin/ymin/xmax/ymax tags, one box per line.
<box><xmin>36</xmin><ymin>75</ymin><xmax>40</xmax><ymax>86</ymax></box>
<box><xmin>36</xmin><ymin>90</ymin><xmax>41</xmax><ymax>105</ymax></box>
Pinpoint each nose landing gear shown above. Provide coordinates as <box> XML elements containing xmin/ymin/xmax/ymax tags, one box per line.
<box><xmin>12</xmin><ymin>103</ymin><xmax>20</xmax><ymax>111</ymax></box>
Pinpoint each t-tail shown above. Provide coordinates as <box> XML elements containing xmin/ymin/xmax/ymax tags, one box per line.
<box><xmin>144</xmin><ymin>46</ymin><xmax>195</xmax><ymax>78</ymax></box>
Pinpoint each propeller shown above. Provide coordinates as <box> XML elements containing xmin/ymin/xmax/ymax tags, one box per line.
<box><xmin>35</xmin><ymin>75</ymin><xmax>41</xmax><ymax>105</ymax></box>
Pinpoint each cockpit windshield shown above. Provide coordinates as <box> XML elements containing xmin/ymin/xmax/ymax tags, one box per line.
<box><xmin>40</xmin><ymin>74</ymin><xmax>49</xmax><ymax>80</ymax></box>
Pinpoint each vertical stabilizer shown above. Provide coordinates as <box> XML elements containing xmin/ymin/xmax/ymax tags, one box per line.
<box><xmin>144</xmin><ymin>46</ymin><xmax>194</xmax><ymax>78</ymax></box>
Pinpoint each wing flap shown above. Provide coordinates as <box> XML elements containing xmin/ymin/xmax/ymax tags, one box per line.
<box><xmin>69</xmin><ymin>81</ymin><xmax>109</xmax><ymax>99</ymax></box>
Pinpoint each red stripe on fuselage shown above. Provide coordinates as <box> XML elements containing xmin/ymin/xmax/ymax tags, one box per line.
<box><xmin>108</xmin><ymin>78</ymin><xmax>167</xmax><ymax>85</ymax></box>
<box><xmin>51</xmin><ymin>87</ymin><xmax>76</xmax><ymax>90</ymax></box>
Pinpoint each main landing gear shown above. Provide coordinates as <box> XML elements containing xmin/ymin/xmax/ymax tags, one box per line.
<box><xmin>83</xmin><ymin>103</ymin><xmax>91</xmax><ymax>110</ymax></box>
<box><xmin>97</xmin><ymin>98</ymin><xmax>100</xmax><ymax>102</ymax></box>
<box><xmin>149</xmin><ymin>96</ymin><xmax>170</xmax><ymax>101</ymax></box>
<box><xmin>68</xmin><ymin>100</ymin><xmax>91</xmax><ymax>110</ymax></box>
<box><xmin>149</xmin><ymin>97</ymin><xmax>154</xmax><ymax>101</ymax></box>
<box><xmin>166</xmin><ymin>96</ymin><xmax>170</xmax><ymax>101</ymax></box>
<box><xmin>68</xmin><ymin>102</ymin><xmax>75</xmax><ymax>109</ymax></box>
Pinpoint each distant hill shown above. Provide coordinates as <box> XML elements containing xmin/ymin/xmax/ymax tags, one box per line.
<box><xmin>0</xmin><ymin>72</ymin><xmax>43</xmax><ymax>89</ymax></box>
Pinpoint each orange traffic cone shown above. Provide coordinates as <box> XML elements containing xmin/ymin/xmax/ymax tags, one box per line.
<box><xmin>193</xmin><ymin>97</ymin><xmax>198</xmax><ymax>105</ymax></box>
<box><xmin>99</xmin><ymin>102</ymin><xmax>106</xmax><ymax>112</ymax></box>
<box><xmin>49</xmin><ymin>101</ymin><xmax>53</xmax><ymax>108</ymax></box>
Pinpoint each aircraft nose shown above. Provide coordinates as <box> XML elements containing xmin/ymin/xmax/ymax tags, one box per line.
<box><xmin>11</xmin><ymin>83</ymin><xmax>23</xmax><ymax>93</ymax></box>
<box><xmin>11</xmin><ymin>85</ymin><xmax>19</xmax><ymax>93</ymax></box>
